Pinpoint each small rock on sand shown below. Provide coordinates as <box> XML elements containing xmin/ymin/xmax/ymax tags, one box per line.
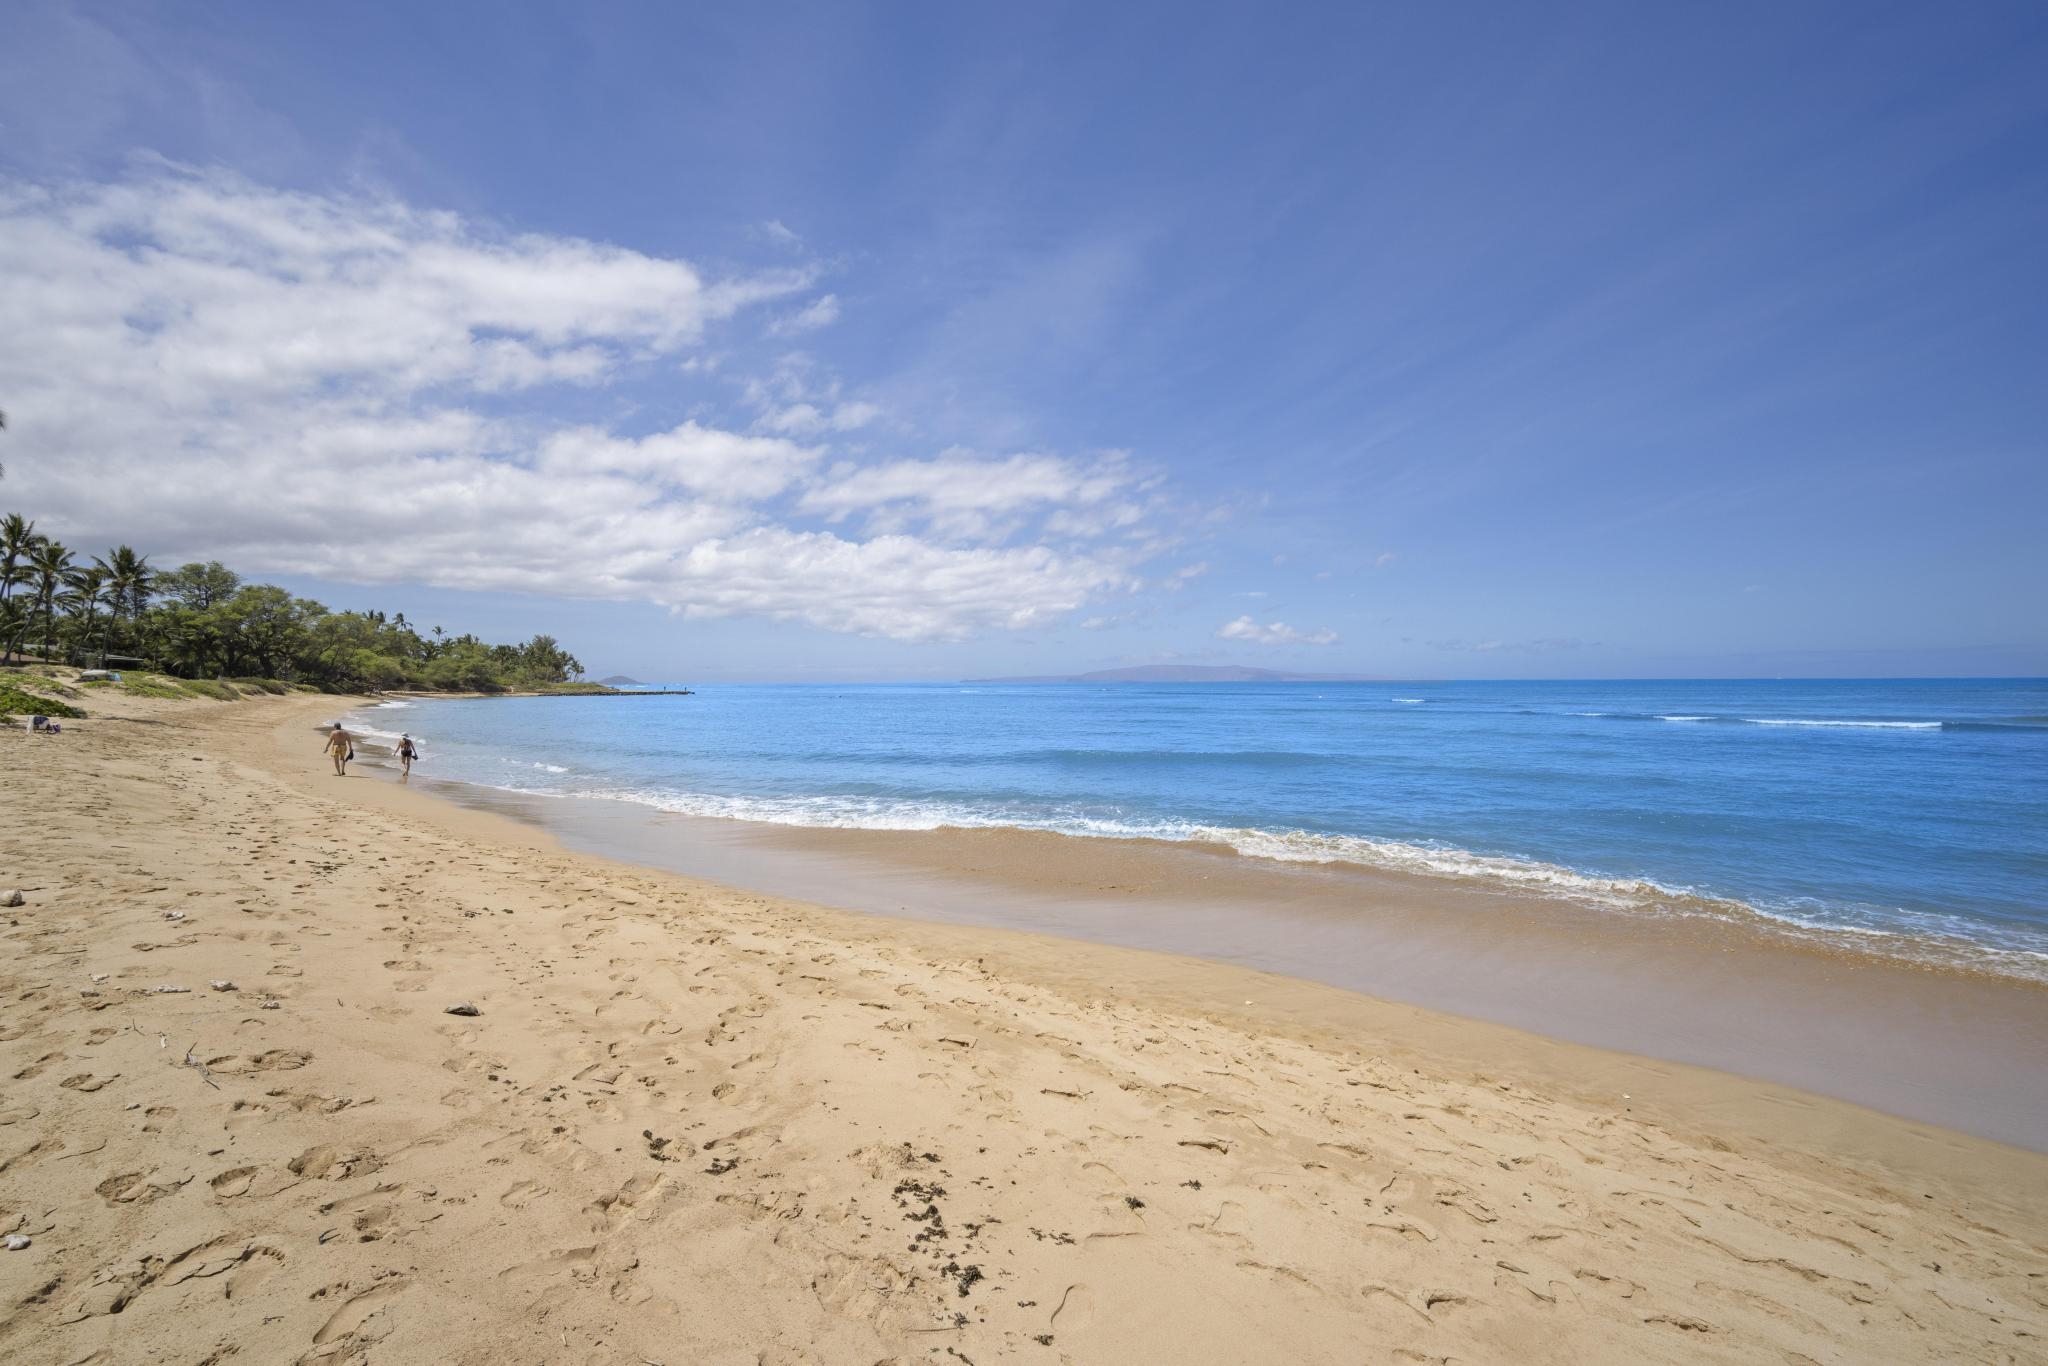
<box><xmin>3</xmin><ymin>1235</ymin><xmax>29</xmax><ymax>1251</ymax></box>
<box><xmin>0</xmin><ymin>890</ymin><xmax>23</xmax><ymax>907</ymax></box>
<box><xmin>445</xmin><ymin>1003</ymin><xmax>482</xmax><ymax>1017</ymax></box>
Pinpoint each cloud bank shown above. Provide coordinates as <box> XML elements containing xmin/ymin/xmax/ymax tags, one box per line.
<box><xmin>0</xmin><ymin>166</ymin><xmax>1162</xmax><ymax>641</ymax></box>
<box><xmin>1216</xmin><ymin>615</ymin><xmax>1338</xmax><ymax>646</ymax></box>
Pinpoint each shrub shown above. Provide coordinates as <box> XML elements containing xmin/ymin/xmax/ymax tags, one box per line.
<box><xmin>120</xmin><ymin>673</ymin><xmax>197</xmax><ymax>699</ymax></box>
<box><xmin>0</xmin><ymin>682</ymin><xmax>86</xmax><ymax>720</ymax></box>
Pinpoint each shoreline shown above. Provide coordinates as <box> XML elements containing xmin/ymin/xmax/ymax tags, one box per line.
<box><xmin>342</xmin><ymin>690</ymin><xmax>2048</xmax><ymax>988</ymax></box>
<box><xmin>4</xmin><ymin>690</ymin><xmax>2044</xmax><ymax>1363</ymax></box>
<box><xmin>345</xmin><ymin>715</ymin><xmax>2048</xmax><ymax>1150</ymax></box>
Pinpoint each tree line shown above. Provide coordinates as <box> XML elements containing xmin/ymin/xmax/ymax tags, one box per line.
<box><xmin>0</xmin><ymin>512</ymin><xmax>584</xmax><ymax>692</ymax></box>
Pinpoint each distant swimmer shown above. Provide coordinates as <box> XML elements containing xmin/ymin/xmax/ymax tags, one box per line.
<box><xmin>396</xmin><ymin>733</ymin><xmax>419</xmax><ymax>780</ymax></box>
<box><xmin>323</xmin><ymin>723</ymin><xmax>354</xmax><ymax>776</ymax></box>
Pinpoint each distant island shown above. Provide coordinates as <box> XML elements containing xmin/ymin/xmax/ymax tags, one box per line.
<box><xmin>964</xmin><ymin>665</ymin><xmax>1391</xmax><ymax>684</ymax></box>
<box><xmin>597</xmin><ymin>674</ymin><xmax>643</xmax><ymax>686</ymax></box>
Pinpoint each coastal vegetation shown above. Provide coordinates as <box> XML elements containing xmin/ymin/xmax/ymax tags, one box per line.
<box><xmin>0</xmin><ymin>511</ymin><xmax>586</xmax><ymax>694</ymax></box>
<box><xmin>0</xmin><ymin>678</ymin><xmax>86</xmax><ymax>721</ymax></box>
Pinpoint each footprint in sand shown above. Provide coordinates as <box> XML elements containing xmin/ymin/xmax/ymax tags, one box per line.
<box><xmin>60</xmin><ymin>1265</ymin><xmax>152</xmax><ymax>1322</ymax></box>
<box><xmin>288</xmin><ymin>1144</ymin><xmax>382</xmax><ymax>1181</ymax></box>
<box><xmin>59</xmin><ymin>1073</ymin><xmax>118</xmax><ymax>1092</ymax></box>
<box><xmin>350</xmin><ymin>1203</ymin><xmax>401</xmax><ymax>1242</ymax></box>
<box><xmin>162</xmin><ymin>1235</ymin><xmax>288</xmax><ymax>1299</ymax></box>
<box><xmin>311</xmin><ymin>1278</ymin><xmax>411</xmax><ymax>1347</ymax></box>
<box><xmin>96</xmin><ymin>1170</ymin><xmax>190</xmax><ymax>1205</ymax></box>
<box><xmin>209</xmin><ymin>1165</ymin><xmax>259</xmax><ymax>1198</ymax></box>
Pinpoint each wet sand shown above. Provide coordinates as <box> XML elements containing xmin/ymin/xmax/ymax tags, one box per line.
<box><xmin>409</xmin><ymin>775</ymin><xmax>2048</xmax><ymax>1151</ymax></box>
<box><xmin>2</xmin><ymin>689</ymin><xmax>2045</xmax><ymax>1365</ymax></box>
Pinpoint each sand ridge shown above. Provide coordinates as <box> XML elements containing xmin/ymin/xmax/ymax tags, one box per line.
<box><xmin>1</xmin><ymin>692</ymin><xmax>2044</xmax><ymax>1363</ymax></box>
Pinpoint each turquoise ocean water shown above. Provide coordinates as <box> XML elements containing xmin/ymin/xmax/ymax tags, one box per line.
<box><xmin>347</xmin><ymin>679</ymin><xmax>2048</xmax><ymax>981</ymax></box>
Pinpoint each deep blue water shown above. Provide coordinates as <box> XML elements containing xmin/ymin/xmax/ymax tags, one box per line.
<box><xmin>348</xmin><ymin>680</ymin><xmax>2048</xmax><ymax>978</ymax></box>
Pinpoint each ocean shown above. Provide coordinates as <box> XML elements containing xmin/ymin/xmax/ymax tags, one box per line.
<box><xmin>347</xmin><ymin>678</ymin><xmax>2048</xmax><ymax>981</ymax></box>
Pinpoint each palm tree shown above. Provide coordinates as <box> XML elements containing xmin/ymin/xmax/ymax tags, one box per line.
<box><xmin>91</xmin><ymin>545</ymin><xmax>154</xmax><ymax>656</ymax></box>
<box><xmin>28</xmin><ymin>539</ymin><xmax>72</xmax><ymax>662</ymax></box>
<box><xmin>62</xmin><ymin>564</ymin><xmax>110</xmax><ymax>666</ymax></box>
<box><xmin>95</xmin><ymin>545</ymin><xmax>154</xmax><ymax>620</ymax></box>
<box><xmin>0</xmin><ymin>597</ymin><xmax>27</xmax><ymax>664</ymax></box>
<box><xmin>0</xmin><ymin>514</ymin><xmax>35</xmax><ymax>607</ymax></box>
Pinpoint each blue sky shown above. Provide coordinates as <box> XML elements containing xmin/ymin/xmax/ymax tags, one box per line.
<box><xmin>1</xmin><ymin>1</ymin><xmax>2043</xmax><ymax>679</ymax></box>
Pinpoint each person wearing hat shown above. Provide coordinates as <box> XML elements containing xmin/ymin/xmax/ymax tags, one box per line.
<box><xmin>395</xmin><ymin>732</ymin><xmax>419</xmax><ymax>780</ymax></box>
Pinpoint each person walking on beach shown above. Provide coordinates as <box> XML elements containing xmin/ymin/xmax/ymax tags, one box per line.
<box><xmin>396</xmin><ymin>733</ymin><xmax>418</xmax><ymax>780</ymax></box>
<box><xmin>323</xmin><ymin>723</ymin><xmax>354</xmax><ymax>777</ymax></box>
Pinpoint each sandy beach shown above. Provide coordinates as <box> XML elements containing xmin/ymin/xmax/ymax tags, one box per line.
<box><xmin>3</xmin><ymin>689</ymin><xmax>2045</xmax><ymax>1365</ymax></box>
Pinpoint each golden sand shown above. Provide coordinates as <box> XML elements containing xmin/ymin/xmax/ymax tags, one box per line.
<box><xmin>1</xmin><ymin>690</ymin><xmax>2043</xmax><ymax>1363</ymax></box>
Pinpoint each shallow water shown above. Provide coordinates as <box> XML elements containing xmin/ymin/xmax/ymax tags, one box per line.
<box><xmin>350</xmin><ymin>678</ymin><xmax>2048</xmax><ymax>979</ymax></box>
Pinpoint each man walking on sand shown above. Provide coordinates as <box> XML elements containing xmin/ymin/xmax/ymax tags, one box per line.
<box><xmin>396</xmin><ymin>733</ymin><xmax>418</xmax><ymax>780</ymax></box>
<box><xmin>323</xmin><ymin>723</ymin><xmax>353</xmax><ymax>776</ymax></box>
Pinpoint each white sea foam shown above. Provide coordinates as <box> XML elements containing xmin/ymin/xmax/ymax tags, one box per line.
<box><xmin>341</xmin><ymin>707</ymin><xmax>419</xmax><ymax>745</ymax></box>
<box><xmin>535</xmin><ymin>783</ymin><xmax>1681</xmax><ymax>906</ymax></box>
<box><xmin>427</xmin><ymin>770</ymin><xmax>2048</xmax><ymax>982</ymax></box>
<box><xmin>1640</xmin><ymin>712</ymin><xmax>1944</xmax><ymax>730</ymax></box>
<box><xmin>1744</xmin><ymin>718</ymin><xmax>1941</xmax><ymax>730</ymax></box>
<box><xmin>1392</xmin><ymin>697</ymin><xmax>1426</xmax><ymax>704</ymax></box>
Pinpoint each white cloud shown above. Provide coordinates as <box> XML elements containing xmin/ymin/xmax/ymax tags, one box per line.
<box><xmin>762</xmin><ymin>219</ymin><xmax>801</xmax><ymax>247</ymax></box>
<box><xmin>1374</xmin><ymin>551</ymin><xmax>1397</xmax><ymax>568</ymax></box>
<box><xmin>1160</xmin><ymin>561</ymin><xmax>1208</xmax><ymax>591</ymax></box>
<box><xmin>798</xmin><ymin>451</ymin><xmax>1141</xmax><ymax>543</ymax></box>
<box><xmin>537</xmin><ymin>421</ymin><xmax>821</xmax><ymax>501</ymax></box>
<box><xmin>1216</xmin><ymin>616</ymin><xmax>1339</xmax><ymax>646</ymax></box>
<box><xmin>0</xmin><ymin>165</ymin><xmax>1162</xmax><ymax>641</ymax></box>
<box><xmin>768</xmin><ymin>292</ymin><xmax>841</xmax><ymax>336</ymax></box>
<box><xmin>761</xmin><ymin>399</ymin><xmax>881</xmax><ymax>435</ymax></box>
<box><xmin>668</xmin><ymin>528</ymin><xmax>1123</xmax><ymax>639</ymax></box>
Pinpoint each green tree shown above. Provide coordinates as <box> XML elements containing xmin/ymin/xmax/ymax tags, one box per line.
<box><xmin>0</xmin><ymin>596</ymin><xmax>27</xmax><ymax>664</ymax></box>
<box><xmin>155</xmin><ymin>561</ymin><xmax>241</xmax><ymax>610</ymax></box>
<box><xmin>60</xmin><ymin>563</ymin><xmax>110</xmax><ymax>665</ymax></box>
<box><xmin>93</xmin><ymin>545</ymin><xmax>154</xmax><ymax>648</ymax></box>
<box><xmin>0</xmin><ymin>513</ymin><xmax>36</xmax><ymax>609</ymax></box>
<box><xmin>218</xmin><ymin>585</ymin><xmax>321</xmax><ymax>679</ymax></box>
<box><xmin>27</xmin><ymin>539</ymin><xmax>72</xmax><ymax>661</ymax></box>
